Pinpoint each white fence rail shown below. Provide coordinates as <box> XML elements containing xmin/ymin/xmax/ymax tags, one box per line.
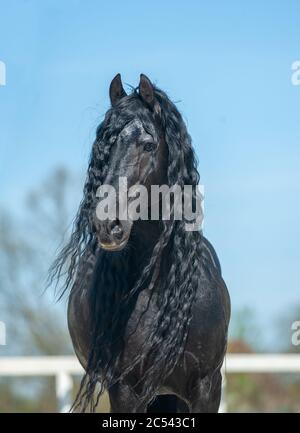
<box><xmin>0</xmin><ymin>354</ymin><xmax>300</xmax><ymax>412</ymax></box>
<box><xmin>0</xmin><ymin>356</ymin><xmax>83</xmax><ymax>413</ymax></box>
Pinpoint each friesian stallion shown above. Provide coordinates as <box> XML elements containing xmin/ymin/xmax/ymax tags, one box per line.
<box><xmin>50</xmin><ymin>74</ymin><xmax>230</xmax><ymax>412</ymax></box>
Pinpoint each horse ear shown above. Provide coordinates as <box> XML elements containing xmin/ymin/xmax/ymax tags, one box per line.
<box><xmin>109</xmin><ymin>73</ymin><xmax>127</xmax><ymax>106</ymax></box>
<box><xmin>139</xmin><ymin>74</ymin><xmax>155</xmax><ymax>108</ymax></box>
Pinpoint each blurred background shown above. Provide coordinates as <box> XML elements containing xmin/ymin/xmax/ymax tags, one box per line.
<box><xmin>0</xmin><ymin>0</ymin><xmax>300</xmax><ymax>412</ymax></box>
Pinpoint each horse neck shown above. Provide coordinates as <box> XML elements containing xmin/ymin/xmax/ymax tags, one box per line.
<box><xmin>92</xmin><ymin>220</ymin><xmax>166</xmax><ymax>298</ymax></box>
<box><xmin>130</xmin><ymin>219</ymin><xmax>163</xmax><ymax>265</ymax></box>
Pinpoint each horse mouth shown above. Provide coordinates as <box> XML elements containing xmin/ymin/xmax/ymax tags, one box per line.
<box><xmin>99</xmin><ymin>238</ymin><xmax>128</xmax><ymax>252</ymax></box>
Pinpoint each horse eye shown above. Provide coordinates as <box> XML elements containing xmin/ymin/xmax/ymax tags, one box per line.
<box><xmin>143</xmin><ymin>142</ymin><xmax>157</xmax><ymax>152</ymax></box>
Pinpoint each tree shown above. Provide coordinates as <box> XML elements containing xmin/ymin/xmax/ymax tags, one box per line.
<box><xmin>0</xmin><ymin>168</ymin><xmax>80</xmax><ymax>411</ymax></box>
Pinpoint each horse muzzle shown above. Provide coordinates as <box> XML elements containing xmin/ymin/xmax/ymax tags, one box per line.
<box><xmin>94</xmin><ymin>218</ymin><xmax>132</xmax><ymax>252</ymax></box>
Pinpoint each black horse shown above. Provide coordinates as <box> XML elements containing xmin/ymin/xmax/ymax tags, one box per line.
<box><xmin>50</xmin><ymin>74</ymin><xmax>230</xmax><ymax>413</ymax></box>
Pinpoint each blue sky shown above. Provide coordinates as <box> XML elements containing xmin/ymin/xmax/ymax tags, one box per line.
<box><xmin>0</xmin><ymin>0</ymin><xmax>300</xmax><ymax>348</ymax></box>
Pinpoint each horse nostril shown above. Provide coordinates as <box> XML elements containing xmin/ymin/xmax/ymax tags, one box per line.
<box><xmin>110</xmin><ymin>220</ymin><xmax>123</xmax><ymax>240</ymax></box>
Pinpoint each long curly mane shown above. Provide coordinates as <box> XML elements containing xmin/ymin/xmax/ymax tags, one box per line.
<box><xmin>49</xmin><ymin>85</ymin><xmax>213</xmax><ymax>412</ymax></box>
